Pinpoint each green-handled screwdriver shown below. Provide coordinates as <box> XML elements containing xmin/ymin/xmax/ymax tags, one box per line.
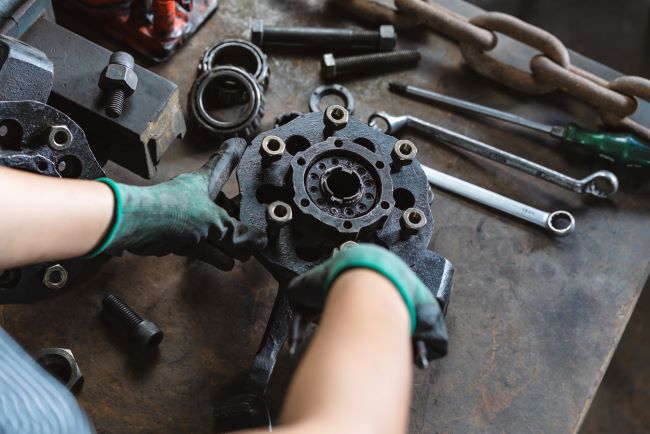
<box><xmin>389</xmin><ymin>81</ymin><xmax>650</xmax><ymax>168</ymax></box>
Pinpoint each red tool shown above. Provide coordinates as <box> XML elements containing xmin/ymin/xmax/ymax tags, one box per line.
<box><xmin>56</xmin><ymin>0</ymin><xmax>219</xmax><ymax>62</ymax></box>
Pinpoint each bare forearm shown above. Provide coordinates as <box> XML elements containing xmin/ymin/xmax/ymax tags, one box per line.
<box><xmin>0</xmin><ymin>167</ymin><xmax>114</xmax><ymax>269</ymax></box>
<box><xmin>274</xmin><ymin>269</ymin><xmax>412</xmax><ymax>434</ymax></box>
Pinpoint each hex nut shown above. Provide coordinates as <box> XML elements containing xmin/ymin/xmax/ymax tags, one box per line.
<box><xmin>251</xmin><ymin>19</ymin><xmax>264</xmax><ymax>45</ymax></box>
<box><xmin>392</xmin><ymin>139</ymin><xmax>417</xmax><ymax>166</ymax></box>
<box><xmin>99</xmin><ymin>64</ymin><xmax>138</xmax><ymax>95</ymax></box>
<box><xmin>378</xmin><ymin>25</ymin><xmax>397</xmax><ymax>51</ymax></box>
<box><xmin>401</xmin><ymin>208</ymin><xmax>427</xmax><ymax>235</ymax></box>
<box><xmin>321</xmin><ymin>53</ymin><xmax>337</xmax><ymax>81</ymax></box>
<box><xmin>260</xmin><ymin>135</ymin><xmax>286</xmax><ymax>160</ymax></box>
<box><xmin>48</xmin><ymin>125</ymin><xmax>72</xmax><ymax>151</ymax></box>
<box><xmin>42</xmin><ymin>264</ymin><xmax>68</xmax><ymax>290</ymax></box>
<box><xmin>323</xmin><ymin>105</ymin><xmax>348</xmax><ymax>131</ymax></box>
<box><xmin>267</xmin><ymin>201</ymin><xmax>293</xmax><ymax>226</ymax></box>
<box><xmin>34</xmin><ymin>348</ymin><xmax>83</xmax><ymax>391</ymax></box>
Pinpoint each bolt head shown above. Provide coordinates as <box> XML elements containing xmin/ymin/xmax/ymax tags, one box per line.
<box><xmin>251</xmin><ymin>19</ymin><xmax>264</xmax><ymax>45</ymax></box>
<box><xmin>99</xmin><ymin>64</ymin><xmax>138</xmax><ymax>95</ymax></box>
<box><xmin>323</xmin><ymin>105</ymin><xmax>348</xmax><ymax>130</ymax></box>
<box><xmin>378</xmin><ymin>25</ymin><xmax>397</xmax><ymax>51</ymax></box>
<box><xmin>392</xmin><ymin>139</ymin><xmax>417</xmax><ymax>166</ymax></box>
<box><xmin>134</xmin><ymin>320</ymin><xmax>164</xmax><ymax>349</ymax></box>
<box><xmin>321</xmin><ymin>54</ymin><xmax>337</xmax><ymax>80</ymax></box>
<box><xmin>401</xmin><ymin>207</ymin><xmax>427</xmax><ymax>235</ymax></box>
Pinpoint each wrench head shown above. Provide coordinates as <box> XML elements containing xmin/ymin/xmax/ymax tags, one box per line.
<box><xmin>546</xmin><ymin>210</ymin><xmax>575</xmax><ymax>237</ymax></box>
<box><xmin>582</xmin><ymin>170</ymin><xmax>619</xmax><ymax>198</ymax></box>
<box><xmin>368</xmin><ymin>112</ymin><xmax>408</xmax><ymax>134</ymax></box>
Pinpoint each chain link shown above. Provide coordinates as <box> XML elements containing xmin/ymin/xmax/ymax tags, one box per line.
<box><xmin>333</xmin><ymin>0</ymin><xmax>650</xmax><ymax>142</ymax></box>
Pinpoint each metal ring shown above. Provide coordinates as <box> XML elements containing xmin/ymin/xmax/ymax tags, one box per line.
<box><xmin>546</xmin><ymin>210</ymin><xmax>575</xmax><ymax>237</ymax></box>
<box><xmin>199</xmin><ymin>39</ymin><xmax>269</xmax><ymax>90</ymax></box>
<box><xmin>309</xmin><ymin>84</ymin><xmax>355</xmax><ymax>114</ymax></box>
<box><xmin>189</xmin><ymin>66</ymin><xmax>264</xmax><ymax>138</ymax></box>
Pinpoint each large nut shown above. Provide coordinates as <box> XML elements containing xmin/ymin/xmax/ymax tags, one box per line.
<box><xmin>99</xmin><ymin>64</ymin><xmax>138</xmax><ymax>95</ymax></box>
<box><xmin>34</xmin><ymin>348</ymin><xmax>83</xmax><ymax>392</ymax></box>
<box><xmin>321</xmin><ymin>53</ymin><xmax>337</xmax><ymax>81</ymax></box>
<box><xmin>378</xmin><ymin>25</ymin><xmax>397</xmax><ymax>51</ymax></box>
<box><xmin>48</xmin><ymin>125</ymin><xmax>72</xmax><ymax>151</ymax></box>
<box><xmin>42</xmin><ymin>264</ymin><xmax>68</xmax><ymax>290</ymax></box>
<box><xmin>260</xmin><ymin>135</ymin><xmax>286</xmax><ymax>161</ymax></box>
<box><xmin>401</xmin><ymin>207</ymin><xmax>427</xmax><ymax>235</ymax></box>
<box><xmin>323</xmin><ymin>105</ymin><xmax>348</xmax><ymax>131</ymax></box>
<box><xmin>266</xmin><ymin>201</ymin><xmax>293</xmax><ymax>226</ymax></box>
<box><xmin>392</xmin><ymin>139</ymin><xmax>417</xmax><ymax>167</ymax></box>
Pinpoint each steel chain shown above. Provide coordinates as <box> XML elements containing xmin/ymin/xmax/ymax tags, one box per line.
<box><xmin>331</xmin><ymin>0</ymin><xmax>650</xmax><ymax>142</ymax></box>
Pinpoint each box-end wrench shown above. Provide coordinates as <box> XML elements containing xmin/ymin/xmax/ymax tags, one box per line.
<box><xmin>369</xmin><ymin>111</ymin><xmax>619</xmax><ymax>199</ymax></box>
<box><xmin>421</xmin><ymin>164</ymin><xmax>575</xmax><ymax>236</ymax></box>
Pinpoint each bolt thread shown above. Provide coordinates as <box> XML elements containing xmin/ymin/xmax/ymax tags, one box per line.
<box><xmin>264</xmin><ymin>28</ymin><xmax>381</xmax><ymax>47</ymax></box>
<box><xmin>335</xmin><ymin>50</ymin><xmax>420</xmax><ymax>74</ymax></box>
<box><xmin>106</xmin><ymin>89</ymin><xmax>126</xmax><ymax>118</ymax></box>
<box><xmin>102</xmin><ymin>294</ymin><xmax>143</xmax><ymax>329</ymax></box>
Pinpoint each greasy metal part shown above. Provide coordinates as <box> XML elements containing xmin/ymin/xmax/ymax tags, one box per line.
<box><xmin>388</xmin><ymin>81</ymin><xmax>561</xmax><ymax>136</ymax></box>
<box><xmin>336</xmin><ymin>0</ymin><xmax>650</xmax><ymax>142</ymax></box>
<box><xmin>98</xmin><ymin>51</ymin><xmax>138</xmax><ymax>119</ymax></box>
<box><xmin>102</xmin><ymin>294</ymin><xmax>164</xmax><ymax>350</ymax></box>
<box><xmin>199</xmin><ymin>39</ymin><xmax>270</xmax><ymax>90</ymax></box>
<box><xmin>421</xmin><ymin>165</ymin><xmax>575</xmax><ymax>237</ymax></box>
<box><xmin>189</xmin><ymin>66</ymin><xmax>265</xmax><ymax>139</ymax></box>
<box><xmin>260</xmin><ymin>135</ymin><xmax>285</xmax><ymax>161</ymax></box>
<box><xmin>266</xmin><ymin>201</ymin><xmax>293</xmax><ymax>226</ymax></box>
<box><xmin>22</xmin><ymin>17</ymin><xmax>186</xmax><ymax>179</ymax></box>
<box><xmin>321</xmin><ymin>49</ymin><xmax>420</xmax><ymax>81</ymax></box>
<box><xmin>218</xmin><ymin>110</ymin><xmax>454</xmax><ymax>430</ymax></box>
<box><xmin>0</xmin><ymin>100</ymin><xmax>104</xmax><ymax>304</ymax></box>
<box><xmin>391</xmin><ymin>139</ymin><xmax>417</xmax><ymax>168</ymax></box>
<box><xmin>42</xmin><ymin>264</ymin><xmax>68</xmax><ymax>290</ymax></box>
<box><xmin>309</xmin><ymin>84</ymin><xmax>355</xmax><ymax>114</ymax></box>
<box><xmin>401</xmin><ymin>207</ymin><xmax>427</xmax><ymax>236</ymax></box>
<box><xmin>371</xmin><ymin>111</ymin><xmax>619</xmax><ymax>199</ymax></box>
<box><xmin>34</xmin><ymin>348</ymin><xmax>83</xmax><ymax>392</ymax></box>
<box><xmin>0</xmin><ymin>34</ymin><xmax>53</xmax><ymax>102</ymax></box>
<box><xmin>323</xmin><ymin>104</ymin><xmax>349</xmax><ymax>132</ymax></box>
<box><xmin>251</xmin><ymin>20</ymin><xmax>396</xmax><ymax>51</ymax></box>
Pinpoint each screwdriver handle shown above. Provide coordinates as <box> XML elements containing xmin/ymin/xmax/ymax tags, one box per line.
<box><xmin>563</xmin><ymin>124</ymin><xmax>650</xmax><ymax>168</ymax></box>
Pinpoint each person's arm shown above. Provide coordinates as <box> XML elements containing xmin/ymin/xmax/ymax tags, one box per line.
<box><xmin>0</xmin><ymin>167</ymin><xmax>114</xmax><ymax>269</ymax></box>
<box><xmin>277</xmin><ymin>269</ymin><xmax>412</xmax><ymax>434</ymax></box>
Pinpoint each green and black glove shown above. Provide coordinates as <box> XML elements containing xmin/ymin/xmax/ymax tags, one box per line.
<box><xmin>287</xmin><ymin>243</ymin><xmax>448</xmax><ymax>366</ymax></box>
<box><xmin>89</xmin><ymin>153</ymin><xmax>266</xmax><ymax>271</ymax></box>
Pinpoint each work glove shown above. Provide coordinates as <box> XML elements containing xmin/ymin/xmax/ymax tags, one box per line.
<box><xmin>90</xmin><ymin>152</ymin><xmax>266</xmax><ymax>271</ymax></box>
<box><xmin>287</xmin><ymin>243</ymin><xmax>448</xmax><ymax>367</ymax></box>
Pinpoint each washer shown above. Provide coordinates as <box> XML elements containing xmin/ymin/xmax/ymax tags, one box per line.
<box><xmin>309</xmin><ymin>84</ymin><xmax>355</xmax><ymax>114</ymax></box>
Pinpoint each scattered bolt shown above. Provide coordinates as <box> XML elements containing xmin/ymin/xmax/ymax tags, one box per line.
<box><xmin>260</xmin><ymin>135</ymin><xmax>286</xmax><ymax>161</ymax></box>
<box><xmin>391</xmin><ymin>139</ymin><xmax>417</xmax><ymax>168</ymax></box>
<box><xmin>401</xmin><ymin>207</ymin><xmax>427</xmax><ymax>236</ymax></box>
<box><xmin>47</xmin><ymin>125</ymin><xmax>72</xmax><ymax>151</ymax></box>
<box><xmin>323</xmin><ymin>105</ymin><xmax>349</xmax><ymax>132</ymax></box>
<box><xmin>98</xmin><ymin>51</ymin><xmax>138</xmax><ymax>118</ymax></box>
<box><xmin>251</xmin><ymin>20</ymin><xmax>396</xmax><ymax>51</ymax></box>
<box><xmin>102</xmin><ymin>294</ymin><xmax>163</xmax><ymax>350</ymax></box>
<box><xmin>42</xmin><ymin>264</ymin><xmax>68</xmax><ymax>290</ymax></box>
<box><xmin>321</xmin><ymin>49</ymin><xmax>421</xmax><ymax>81</ymax></box>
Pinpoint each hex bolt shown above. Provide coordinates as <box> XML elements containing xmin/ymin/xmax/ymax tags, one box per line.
<box><xmin>47</xmin><ymin>125</ymin><xmax>72</xmax><ymax>151</ymax></box>
<box><xmin>401</xmin><ymin>207</ymin><xmax>427</xmax><ymax>236</ymax></box>
<box><xmin>42</xmin><ymin>264</ymin><xmax>68</xmax><ymax>290</ymax></box>
<box><xmin>98</xmin><ymin>51</ymin><xmax>139</xmax><ymax>118</ymax></box>
<box><xmin>251</xmin><ymin>20</ymin><xmax>396</xmax><ymax>51</ymax></box>
<box><xmin>260</xmin><ymin>135</ymin><xmax>286</xmax><ymax>161</ymax></box>
<box><xmin>321</xmin><ymin>49</ymin><xmax>421</xmax><ymax>81</ymax></box>
<box><xmin>392</xmin><ymin>139</ymin><xmax>417</xmax><ymax>168</ymax></box>
<box><xmin>102</xmin><ymin>294</ymin><xmax>163</xmax><ymax>350</ymax></box>
<box><xmin>323</xmin><ymin>105</ymin><xmax>349</xmax><ymax>132</ymax></box>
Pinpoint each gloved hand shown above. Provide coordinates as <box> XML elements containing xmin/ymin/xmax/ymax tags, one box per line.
<box><xmin>90</xmin><ymin>145</ymin><xmax>266</xmax><ymax>271</ymax></box>
<box><xmin>287</xmin><ymin>243</ymin><xmax>448</xmax><ymax>365</ymax></box>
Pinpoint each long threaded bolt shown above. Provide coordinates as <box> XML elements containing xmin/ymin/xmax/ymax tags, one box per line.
<box><xmin>321</xmin><ymin>49</ymin><xmax>421</xmax><ymax>81</ymax></box>
<box><xmin>98</xmin><ymin>51</ymin><xmax>138</xmax><ymax>119</ymax></box>
<box><xmin>251</xmin><ymin>20</ymin><xmax>396</xmax><ymax>51</ymax></box>
<box><xmin>102</xmin><ymin>294</ymin><xmax>163</xmax><ymax>350</ymax></box>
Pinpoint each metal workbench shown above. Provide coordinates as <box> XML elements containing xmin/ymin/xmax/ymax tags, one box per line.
<box><xmin>2</xmin><ymin>1</ymin><xmax>649</xmax><ymax>433</ymax></box>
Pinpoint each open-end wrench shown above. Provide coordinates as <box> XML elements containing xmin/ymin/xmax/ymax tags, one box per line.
<box><xmin>420</xmin><ymin>165</ymin><xmax>575</xmax><ymax>236</ymax></box>
<box><xmin>369</xmin><ymin>112</ymin><xmax>619</xmax><ymax>199</ymax></box>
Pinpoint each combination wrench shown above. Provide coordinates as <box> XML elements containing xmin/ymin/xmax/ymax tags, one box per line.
<box><xmin>369</xmin><ymin>112</ymin><xmax>619</xmax><ymax>199</ymax></box>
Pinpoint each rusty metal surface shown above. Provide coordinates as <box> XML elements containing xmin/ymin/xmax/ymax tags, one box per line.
<box><xmin>1</xmin><ymin>0</ymin><xmax>650</xmax><ymax>433</ymax></box>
